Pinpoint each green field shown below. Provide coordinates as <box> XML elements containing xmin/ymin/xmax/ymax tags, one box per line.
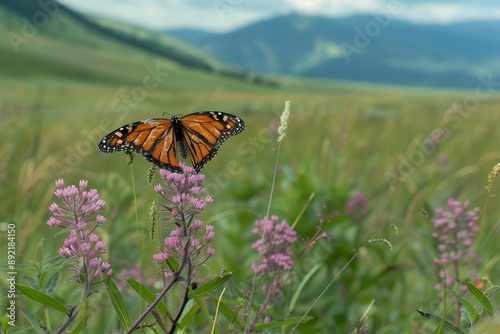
<box><xmin>1</xmin><ymin>3</ymin><xmax>500</xmax><ymax>333</ymax></box>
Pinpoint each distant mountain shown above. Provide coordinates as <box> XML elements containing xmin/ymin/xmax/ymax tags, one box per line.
<box><xmin>164</xmin><ymin>13</ymin><xmax>500</xmax><ymax>88</ymax></box>
<box><xmin>164</xmin><ymin>28</ymin><xmax>220</xmax><ymax>44</ymax></box>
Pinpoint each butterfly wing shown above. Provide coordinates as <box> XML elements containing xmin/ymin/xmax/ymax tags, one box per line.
<box><xmin>98</xmin><ymin>118</ymin><xmax>183</xmax><ymax>173</ymax></box>
<box><xmin>179</xmin><ymin>111</ymin><xmax>246</xmax><ymax>172</ymax></box>
<box><xmin>98</xmin><ymin>112</ymin><xmax>245</xmax><ymax>173</ymax></box>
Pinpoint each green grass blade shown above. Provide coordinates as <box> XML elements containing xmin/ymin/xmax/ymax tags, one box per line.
<box><xmin>0</xmin><ymin>314</ymin><xmax>10</xmax><ymax>333</ymax></box>
<box><xmin>187</xmin><ymin>286</ymin><xmax>212</xmax><ymax>325</ymax></box>
<box><xmin>177</xmin><ymin>301</ymin><xmax>200</xmax><ymax>330</ymax></box>
<box><xmin>70</xmin><ymin>315</ymin><xmax>88</xmax><ymax>334</ymax></box>
<box><xmin>105</xmin><ymin>278</ymin><xmax>131</xmax><ymax>330</ymax></box>
<box><xmin>449</xmin><ymin>289</ymin><xmax>479</xmax><ymax>325</ymax></box>
<box><xmin>177</xmin><ymin>287</ymin><xmax>214</xmax><ymax>331</ymax></box>
<box><xmin>189</xmin><ymin>272</ymin><xmax>233</xmax><ymax>297</ymax></box>
<box><xmin>166</xmin><ymin>257</ymin><xmax>179</xmax><ymax>272</ymax></box>
<box><xmin>416</xmin><ymin>310</ymin><xmax>465</xmax><ymax>334</ymax></box>
<box><xmin>41</xmin><ymin>256</ymin><xmax>65</xmax><ymax>271</ymax></box>
<box><xmin>210</xmin><ymin>297</ymin><xmax>244</xmax><ymax>331</ymax></box>
<box><xmin>253</xmin><ymin>316</ymin><xmax>314</xmax><ymax>331</ymax></box>
<box><xmin>20</xmin><ymin>308</ymin><xmax>51</xmax><ymax>334</ymax></box>
<box><xmin>288</xmin><ymin>262</ymin><xmax>322</xmax><ymax>315</ymax></box>
<box><xmin>466</xmin><ymin>282</ymin><xmax>493</xmax><ymax>315</ymax></box>
<box><xmin>17</xmin><ymin>284</ymin><xmax>69</xmax><ymax>314</ymax></box>
<box><xmin>126</xmin><ymin>278</ymin><xmax>172</xmax><ymax>318</ymax></box>
<box><xmin>44</xmin><ymin>271</ymin><xmax>62</xmax><ymax>296</ymax></box>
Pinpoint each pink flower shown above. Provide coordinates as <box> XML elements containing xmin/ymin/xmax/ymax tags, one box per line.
<box><xmin>345</xmin><ymin>191</ymin><xmax>370</xmax><ymax>221</ymax></box>
<box><xmin>47</xmin><ymin>179</ymin><xmax>112</xmax><ymax>284</ymax></box>
<box><xmin>431</xmin><ymin>198</ymin><xmax>480</xmax><ymax>296</ymax></box>
<box><xmin>152</xmin><ymin>163</ymin><xmax>216</xmax><ymax>279</ymax></box>
<box><xmin>153</xmin><ymin>252</ymin><xmax>169</xmax><ymax>263</ymax></box>
<box><xmin>252</xmin><ymin>216</ymin><xmax>297</xmax><ymax>278</ymax></box>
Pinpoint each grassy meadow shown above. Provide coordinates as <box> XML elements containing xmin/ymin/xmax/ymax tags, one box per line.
<box><xmin>1</xmin><ymin>6</ymin><xmax>500</xmax><ymax>333</ymax></box>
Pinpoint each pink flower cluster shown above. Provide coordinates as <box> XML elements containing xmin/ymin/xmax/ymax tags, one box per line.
<box><xmin>152</xmin><ymin>164</ymin><xmax>215</xmax><ymax>281</ymax></box>
<box><xmin>251</xmin><ymin>215</ymin><xmax>297</xmax><ymax>277</ymax></box>
<box><xmin>431</xmin><ymin>198</ymin><xmax>480</xmax><ymax>293</ymax></box>
<box><xmin>47</xmin><ymin>179</ymin><xmax>112</xmax><ymax>281</ymax></box>
<box><xmin>154</xmin><ymin>165</ymin><xmax>213</xmax><ymax>222</ymax></box>
<box><xmin>345</xmin><ymin>191</ymin><xmax>370</xmax><ymax>222</ymax></box>
<box><xmin>249</xmin><ymin>215</ymin><xmax>298</xmax><ymax>328</ymax></box>
<box><xmin>47</xmin><ymin>180</ymin><xmax>106</xmax><ymax>229</ymax></box>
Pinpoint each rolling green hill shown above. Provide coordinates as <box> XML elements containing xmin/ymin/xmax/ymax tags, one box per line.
<box><xmin>0</xmin><ymin>0</ymin><xmax>283</xmax><ymax>90</ymax></box>
<box><xmin>0</xmin><ymin>0</ymin><xmax>240</xmax><ymax>76</ymax></box>
<box><xmin>0</xmin><ymin>0</ymin><xmax>417</xmax><ymax>96</ymax></box>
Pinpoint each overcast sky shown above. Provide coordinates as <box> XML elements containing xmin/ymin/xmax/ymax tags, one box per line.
<box><xmin>63</xmin><ymin>0</ymin><xmax>500</xmax><ymax>32</ymax></box>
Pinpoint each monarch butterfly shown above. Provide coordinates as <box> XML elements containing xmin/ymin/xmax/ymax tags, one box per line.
<box><xmin>98</xmin><ymin>111</ymin><xmax>245</xmax><ymax>173</ymax></box>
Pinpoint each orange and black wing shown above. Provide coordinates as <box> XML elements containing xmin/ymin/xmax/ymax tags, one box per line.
<box><xmin>179</xmin><ymin>111</ymin><xmax>246</xmax><ymax>173</ymax></box>
<box><xmin>98</xmin><ymin>118</ymin><xmax>183</xmax><ymax>173</ymax></box>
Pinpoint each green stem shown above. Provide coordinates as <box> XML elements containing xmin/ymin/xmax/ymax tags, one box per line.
<box><xmin>55</xmin><ymin>261</ymin><xmax>91</xmax><ymax>334</ymax></box>
<box><xmin>452</xmin><ymin>221</ymin><xmax>461</xmax><ymax>328</ymax></box>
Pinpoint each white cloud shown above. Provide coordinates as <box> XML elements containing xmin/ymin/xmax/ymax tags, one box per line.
<box><xmin>399</xmin><ymin>3</ymin><xmax>500</xmax><ymax>24</ymax></box>
<box><xmin>64</xmin><ymin>0</ymin><xmax>268</xmax><ymax>31</ymax></box>
<box><xmin>284</xmin><ymin>0</ymin><xmax>500</xmax><ymax>24</ymax></box>
<box><xmin>285</xmin><ymin>0</ymin><xmax>384</xmax><ymax>16</ymax></box>
<box><xmin>63</xmin><ymin>0</ymin><xmax>500</xmax><ymax>32</ymax></box>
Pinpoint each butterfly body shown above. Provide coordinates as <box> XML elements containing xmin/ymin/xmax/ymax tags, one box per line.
<box><xmin>98</xmin><ymin>111</ymin><xmax>245</xmax><ymax>173</ymax></box>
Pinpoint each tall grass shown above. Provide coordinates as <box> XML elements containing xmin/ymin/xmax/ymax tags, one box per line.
<box><xmin>1</xmin><ymin>80</ymin><xmax>499</xmax><ymax>332</ymax></box>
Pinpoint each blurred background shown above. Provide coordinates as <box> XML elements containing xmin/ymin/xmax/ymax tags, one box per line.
<box><xmin>1</xmin><ymin>0</ymin><xmax>500</xmax><ymax>333</ymax></box>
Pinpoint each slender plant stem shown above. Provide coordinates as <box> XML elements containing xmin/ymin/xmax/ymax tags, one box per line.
<box><xmin>128</xmin><ymin>236</ymin><xmax>192</xmax><ymax>333</ymax></box>
<box><xmin>451</xmin><ymin>228</ymin><xmax>461</xmax><ymax>328</ymax></box>
<box><xmin>127</xmin><ymin>259</ymin><xmax>187</xmax><ymax>333</ymax></box>
<box><xmin>289</xmin><ymin>222</ymin><xmax>392</xmax><ymax>333</ymax></box>
<box><xmin>211</xmin><ymin>287</ymin><xmax>226</xmax><ymax>334</ymax></box>
<box><xmin>248</xmin><ymin>276</ymin><xmax>276</xmax><ymax>331</ymax></box>
<box><xmin>55</xmin><ymin>262</ymin><xmax>90</xmax><ymax>334</ymax></box>
<box><xmin>245</xmin><ymin>142</ymin><xmax>282</xmax><ymax>333</ymax></box>
<box><xmin>55</xmin><ymin>208</ymin><xmax>93</xmax><ymax>334</ymax></box>
<box><xmin>55</xmin><ymin>303</ymin><xmax>82</xmax><ymax>334</ymax></box>
<box><xmin>169</xmin><ymin>254</ymin><xmax>193</xmax><ymax>334</ymax></box>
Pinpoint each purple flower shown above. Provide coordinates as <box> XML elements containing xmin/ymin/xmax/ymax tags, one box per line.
<box><xmin>47</xmin><ymin>179</ymin><xmax>112</xmax><ymax>283</ymax></box>
<box><xmin>251</xmin><ymin>215</ymin><xmax>297</xmax><ymax>281</ymax></box>
<box><xmin>249</xmin><ymin>216</ymin><xmax>297</xmax><ymax>331</ymax></box>
<box><xmin>423</xmin><ymin>129</ymin><xmax>452</xmax><ymax>152</ymax></box>
<box><xmin>152</xmin><ymin>163</ymin><xmax>215</xmax><ymax>280</ymax></box>
<box><xmin>249</xmin><ymin>213</ymin><xmax>332</xmax><ymax>332</ymax></box>
<box><xmin>345</xmin><ymin>192</ymin><xmax>370</xmax><ymax>222</ymax></box>
<box><xmin>431</xmin><ymin>197</ymin><xmax>481</xmax><ymax>295</ymax></box>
